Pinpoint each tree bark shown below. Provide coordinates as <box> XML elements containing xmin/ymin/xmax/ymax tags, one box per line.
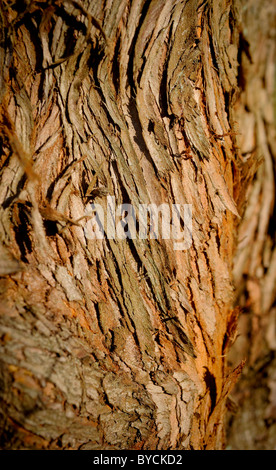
<box><xmin>0</xmin><ymin>0</ymin><xmax>274</xmax><ymax>450</ymax></box>
<box><xmin>226</xmin><ymin>0</ymin><xmax>276</xmax><ymax>450</ymax></box>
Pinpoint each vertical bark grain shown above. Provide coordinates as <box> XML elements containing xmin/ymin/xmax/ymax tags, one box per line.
<box><xmin>226</xmin><ymin>0</ymin><xmax>276</xmax><ymax>450</ymax></box>
<box><xmin>0</xmin><ymin>0</ymin><xmax>271</xmax><ymax>449</ymax></box>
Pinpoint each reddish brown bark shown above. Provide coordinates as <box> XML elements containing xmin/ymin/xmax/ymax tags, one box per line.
<box><xmin>0</xmin><ymin>0</ymin><xmax>274</xmax><ymax>450</ymax></box>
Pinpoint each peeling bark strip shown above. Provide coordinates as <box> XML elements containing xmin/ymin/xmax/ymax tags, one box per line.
<box><xmin>0</xmin><ymin>0</ymin><xmax>263</xmax><ymax>450</ymax></box>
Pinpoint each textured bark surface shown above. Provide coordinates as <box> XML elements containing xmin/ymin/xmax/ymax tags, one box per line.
<box><xmin>226</xmin><ymin>0</ymin><xmax>276</xmax><ymax>450</ymax></box>
<box><xmin>0</xmin><ymin>0</ymin><xmax>274</xmax><ymax>450</ymax></box>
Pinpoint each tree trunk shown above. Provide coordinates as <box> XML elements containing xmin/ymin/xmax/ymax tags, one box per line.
<box><xmin>226</xmin><ymin>0</ymin><xmax>276</xmax><ymax>450</ymax></box>
<box><xmin>0</xmin><ymin>0</ymin><xmax>274</xmax><ymax>450</ymax></box>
